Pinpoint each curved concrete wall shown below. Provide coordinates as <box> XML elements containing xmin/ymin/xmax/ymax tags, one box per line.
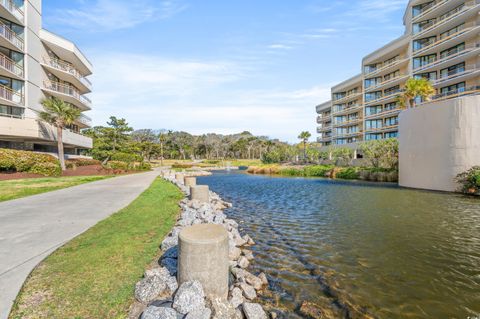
<box><xmin>399</xmin><ymin>96</ymin><xmax>480</xmax><ymax>192</ymax></box>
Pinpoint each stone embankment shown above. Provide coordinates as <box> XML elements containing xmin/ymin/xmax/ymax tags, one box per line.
<box><xmin>130</xmin><ymin>170</ymin><xmax>273</xmax><ymax>319</ymax></box>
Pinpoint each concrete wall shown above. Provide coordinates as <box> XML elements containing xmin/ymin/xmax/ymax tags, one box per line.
<box><xmin>399</xmin><ymin>96</ymin><xmax>480</xmax><ymax>192</ymax></box>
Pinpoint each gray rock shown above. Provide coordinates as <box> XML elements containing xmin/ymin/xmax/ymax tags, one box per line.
<box><xmin>141</xmin><ymin>306</ymin><xmax>179</xmax><ymax>319</ymax></box>
<box><xmin>165</xmin><ymin>275</ymin><xmax>178</xmax><ymax>293</ymax></box>
<box><xmin>258</xmin><ymin>273</ymin><xmax>268</xmax><ymax>286</ymax></box>
<box><xmin>242</xmin><ymin>303</ymin><xmax>267</xmax><ymax>319</ymax></box>
<box><xmin>161</xmin><ymin>236</ymin><xmax>178</xmax><ymax>251</ymax></box>
<box><xmin>209</xmin><ymin>297</ymin><xmax>240</xmax><ymax>319</ymax></box>
<box><xmin>238</xmin><ymin>256</ymin><xmax>250</xmax><ymax>269</ymax></box>
<box><xmin>239</xmin><ymin>283</ymin><xmax>257</xmax><ymax>300</ymax></box>
<box><xmin>245</xmin><ymin>273</ymin><xmax>263</xmax><ymax>290</ymax></box>
<box><xmin>135</xmin><ymin>275</ymin><xmax>167</xmax><ymax>304</ymax></box>
<box><xmin>229</xmin><ymin>287</ymin><xmax>244</xmax><ymax>308</ymax></box>
<box><xmin>173</xmin><ymin>281</ymin><xmax>206</xmax><ymax>314</ymax></box>
<box><xmin>185</xmin><ymin>307</ymin><xmax>212</xmax><ymax>319</ymax></box>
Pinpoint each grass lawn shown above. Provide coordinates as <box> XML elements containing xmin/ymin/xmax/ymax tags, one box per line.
<box><xmin>0</xmin><ymin>176</ymin><xmax>112</xmax><ymax>202</ymax></box>
<box><xmin>9</xmin><ymin>178</ymin><xmax>183</xmax><ymax>319</ymax></box>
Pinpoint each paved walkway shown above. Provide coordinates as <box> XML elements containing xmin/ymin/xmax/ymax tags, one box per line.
<box><xmin>0</xmin><ymin>170</ymin><xmax>160</xmax><ymax>319</ymax></box>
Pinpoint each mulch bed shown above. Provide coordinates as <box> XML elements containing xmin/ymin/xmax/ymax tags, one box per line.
<box><xmin>0</xmin><ymin>165</ymin><xmax>135</xmax><ymax>181</ymax></box>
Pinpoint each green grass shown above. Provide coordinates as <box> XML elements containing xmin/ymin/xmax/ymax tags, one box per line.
<box><xmin>0</xmin><ymin>176</ymin><xmax>112</xmax><ymax>202</ymax></box>
<box><xmin>10</xmin><ymin>178</ymin><xmax>183</xmax><ymax>319</ymax></box>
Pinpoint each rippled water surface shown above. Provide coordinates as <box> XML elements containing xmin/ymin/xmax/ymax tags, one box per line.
<box><xmin>198</xmin><ymin>171</ymin><xmax>480</xmax><ymax>319</ymax></box>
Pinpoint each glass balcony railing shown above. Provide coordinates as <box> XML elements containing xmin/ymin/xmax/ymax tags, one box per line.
<box><xmin>0</xmin><ymin>0</ymin><xmax>24</xmax><ymax>22</ymax></box>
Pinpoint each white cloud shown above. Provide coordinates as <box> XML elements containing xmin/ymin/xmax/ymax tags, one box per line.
<box><xmin>86</xmin><ymin>53</ymin><xmax>330</xmax><ymax>142</ymax></box>
<box><xmin>268</xmin><ymin>44</ymin><xmax>293</xmax><ymax>50</ymax></box>
<box><xmin>52</xmin><ymin>0</ymin><xmax>187</xmax><ymax>31</ymax></box>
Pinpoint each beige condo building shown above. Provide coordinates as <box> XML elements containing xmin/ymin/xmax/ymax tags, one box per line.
<box><xmin>0</xmin><ymin>0</ymin><xmax>93</xmax><ymax>154</ymax></box>
<box><xmin>316</xmin><ymin>0</ymin><xmax>480</xmax><ymax>147</ymax></box>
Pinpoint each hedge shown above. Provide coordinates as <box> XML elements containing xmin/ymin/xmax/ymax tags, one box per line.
<box><xmin>0</xmin><ymin>148</ymin><xmax>61</xmax><ymax>176</ymax></box>
<box><xmin>66</xmin><ymin>158</ymin><xmax>101</xmax><ymax>169</ymax></box>
<box><xmin>104</xmin><ymin>161</ymin><xmax>152</xmax><ymax>171</ymax></box>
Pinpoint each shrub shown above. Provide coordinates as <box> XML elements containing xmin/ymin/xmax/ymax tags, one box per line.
<box><xmin>304</xmin><ymin>165</ymin><xmax>334</xmax><ymax>177</ymax></box>
<box><xmin>456</xmin><ymin>166</ymin><xmax>480</xmax><ymax>195</ymax></box>
<box><xmin>106</xmin><ymin>161</ymin><xmax>129</xmax><ymax>170</ymax></box>
<box><xmin>66</xmin><ymin>158</ymin><xmax>101</xmax><ymax>169</ymax></box>
<box><xmin>336</xmin><ymin>167</ymin><xmax>359</xmax><ymax>180</ymax></box>
<box><xmin>111</xmin><ymin>152</ymin><xmax>142</xmax><ymax>163</ymax></box>
<box><xmin>104</xmin><ymin>161</ymin><xmax>152</xmax><ymax>172</ymax></box>
<box><xmin>279</xmin><ymin>167</ymin><xmax>303</xmax><ymax>176</ymax></box>
<box><xmin>203</xmin><ymin>160</ymin><xmax>221</xmax><ymax>165</ymax></box>
<box><xmin>0</xmin><ymin>148</ymin><xmax>61</xmax><ymax>176</ymax></box>
<box><xmin>172</xmin><ymin>163</ymin><xmax>193</xmax><ymax>169</ymax></box>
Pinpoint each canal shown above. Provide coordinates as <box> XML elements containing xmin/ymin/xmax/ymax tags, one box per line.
<box><xmin>198</xmin><ymin>170</ymin><xmax>480</xmax><ymax>319</ymax></box>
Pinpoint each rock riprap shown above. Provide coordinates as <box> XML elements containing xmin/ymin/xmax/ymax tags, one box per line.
<box><xmin>132</xmin><ymin>169</ymin><xmax>272</xmax><ymax>319</ymax></box>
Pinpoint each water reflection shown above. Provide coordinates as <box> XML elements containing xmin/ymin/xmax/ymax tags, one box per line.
<box><xmin>198</xmin><ymin>171</ymin><xmax>480</xmax><ymax>319</ymax></box>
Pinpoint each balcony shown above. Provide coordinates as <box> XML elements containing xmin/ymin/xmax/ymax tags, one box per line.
<box><xmin>365</xmin><ymin>89</ymin><xmax>403</xmax><ymax>106</ymax></box>
<box><xmin>41</xmin><ymin>56</ymin><xmax>92</xmax><ymax>93</ymax></box>
<box><xmin>0</xmin><ymin>53</ymin><xmax>23</xmax><ymax>79</ymax></box>
<box><xmin>422</xmin><ymin>85</ymin><xmax>480</xmax><ymax>103</ymax></box>
<box><xmin>333</xmin><ymin>118</ymin><xmax>363</xmax><ymax>128</ymax></box>
<box><xmin>43</xmin><ymin>80</ymin><xmax>92</xmax><ymax>111</ymax></box>
<box><xmin>316</xmin><ymin>115</ymin><xmax>331</xmax><ymax>123</ymax></box>
<box><xmin>0</xmin><ymin>0</ymin><xmax>24</xmax><ymax>24</ymax></box>
<box><xmin>412</xmin><ymin>0</ymin><xmax>463</xmax><ymax>23</ymax></box>
<box><xmin>413</xmin><ymin>26</ymin><xmax>480</xmax><ymax>57</ymax></box>
<box><xmin>413</xmin><ymin>44</ymin><xmax>480</xmax><ymax>73</ymax></box>
<box><xmin>333</xmin><ymin>131</ymin><xmax>363</xmax><ymax>138</ymax></box>
<box><xmin>77</xmin><ymin>113</ymin><xmax>92</xmax><ymax>128</ymax></box>
<box><xmin>413</xmin><ymin>2</ymin><xmax>480</xmax><ymax>39</ymax></box>
<box><xmin>0</xmin><ymin>20</ymin><xmax>23</xmax><ymax>52</ymax></box>
<box><xmin>317</xmin><ymin>137</ymin><xmax>332</xmax><ymax>143</ymax></box>
<box><xmin>364</xmin><ymin>124</ymin><xmax>399</xmax><ymax>134</ymax></box>
<box><xmin>0</xmin><ymin>84</ymin><xmax>23</xmax><ymax>106</ymax></box>
<box><xmin>433</xmin><ymin>67</ymin><xmax>480</xmax><ymax>87</ymax></box>
<box><xmin>332</xmin><ymin>92</ymin><xmax>362</xmax><ymax>104</ymax></box>
<box><xmin>317</xmin><ymin>125</ymin><xmax>332</xmax><ymax>133</ymax></box>
<box><xmin>364</xmin><ymin>74</ymin><xmax>409</xmax><ymax>92</ymax></box>
<box><xmin>331</xmin><ymin>104</ymin><xmax>363</xmax><ymax>116</ymax></box>
<box><xmin>365</xmin><ymin>108</ymin><xmax>402</xmax><ymax>120</ymax></box>
<box><xmin>364</xmin><ymin>57</ymin><xmax>409</xmax><ymax>77</ymax></box>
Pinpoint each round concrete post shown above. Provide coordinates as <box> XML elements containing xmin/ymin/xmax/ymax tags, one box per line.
<box><xmin>190</xmin><ymin>185</ymin><xmax>209</xmax><ymax>203</ymax></box>
<box><xmin>175</xmin><ymin>173</ymin><xmax>184</xmax><ymax>184</ymax></box>
<box><xmin>178</xmin><ymin>224</ymin><xmax>229</xmax><ymax>299</ymax></box>
<box><xmin>184</xmin><ymin>176</ymin><xmax>197</xmax><ymax>187</ymax></box>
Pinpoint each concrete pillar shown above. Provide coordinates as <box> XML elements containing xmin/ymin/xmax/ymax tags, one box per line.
<box><xmin>178</xmin><ymin>224</ymin><xmax>229</xmax><ymax>299</ymax></box>
<box><xmin>175</xmin><ymin>173</ymin><xmax>184</xmax><ymax>184</ymax></box>
<box><xmin>184</xmin><ymin>176</ymin><xmax>196</xmax><ymax>187</ymax></box>
<box><xmin>190</xmin><ymin>185</ymin><xmax>209</xmax><ymax>203</ymax></box>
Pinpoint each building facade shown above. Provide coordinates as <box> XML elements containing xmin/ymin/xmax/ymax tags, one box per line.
<box><xmin>0</xmin><ymin>0</ymin><xmax>93</xmax><ymax>154</ymax></box>
<box><xmin>316</xmin><ymin>0</ymin><xmax>480</xmax><ymax>147</ymax></box>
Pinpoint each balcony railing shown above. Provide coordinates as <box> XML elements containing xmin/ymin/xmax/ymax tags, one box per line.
<box><xmin>43</xmin><ymin>56</ymin><xmax>92</xmax><ymax>89</ymax></box>
<box><xmin>0</xmin><ymin>20</ymin><xmax>23</xmax><ymax>51</ymax></box>
<box><xmin>333</xmin><ymin>92</ymin><xmax>362</xmax><ymax>103</ymax></box>
<box><xmin>333</xmin><ymin>131</ymin><xmax>363</xmax><ymax>138</ymax></box>
<box><xmin>413</xmin><ymin>44</ymin><xmax>480</xmax><ymax>72</ymax></box>
<box><xmin>365</xmin><ymin>89</ymin><xmax>403</xmax><ymax>105</ymax></box>
<box><xmin>364</xmin><ymin>57</ymin><xmax>408</xmax><ymax>77</ymax></box>
<box><xmin>331</xmin><ymin>104</ymin><xmax>362</xmax><ymax>116</ymax></box>
<box><xmin>78</xmin><ymin>114</ymin><xmax>92</xmax><ymax>126</ymax></box>
<box><xmin>44</xmin><ymin>80</ymin><xmax>92</xmax><ymax>107</ymax></box>
<box><xmin>365</xmin><ymin>108</ymin><xmax>401</xmax><ymax>119</ymax></box>
<box><xmin>333</xmin><ymin>118</ymin><xmax>362</xmax><ymax>127</ymax></box>
<box><xmin>0</xmin><ymin>0</ymin><xmax>24</xmax><ymax>22</ymax></box>
<box><xmin>413</xmin><ymin>26</ymin><xmax>476</xmax><ymax>56</ymax></box>
<box><xmin>0</xmin><ymin>84</ymin><xmax>23</xmax><ymax>104</ymax></box>
<box><xmin>365</xmin><ymin>74</ymin><xmax>408</xmax><ymax>92</ymax></box>
<box><xmin>0</xmin><ymin>53</ymin><xmax>23</xmax><ymax>77</ymax></box>
<box><xmin>427</xmin><ymin>85</ymin><xmax>480</xmax><ymax>102</ymax></box>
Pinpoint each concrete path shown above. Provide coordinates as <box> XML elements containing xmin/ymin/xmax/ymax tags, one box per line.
<box><xmin>0</xmin><ymin>170</ymin><xmax>160</xmax><ymax>319</ymax></box>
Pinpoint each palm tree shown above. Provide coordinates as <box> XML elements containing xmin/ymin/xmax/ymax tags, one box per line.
<box><xmin>298</xmin><ymin>131</ymin><xmax>311</xmax><ymax>162</ymax></box>
<box><xmin>399</xmin><ymin>78</ymin><xmax>435</xmax><ymax>108</ymax></box>
<box><xmin>39</xmin><ymin>97</ymin><xmax>81</xmax><ymax>171</ymax></box>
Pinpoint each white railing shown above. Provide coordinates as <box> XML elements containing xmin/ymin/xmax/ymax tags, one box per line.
<box><xmin>43</xmin><ymin>56</ymin><xmax>91</xmax><ymax>89</ymax></box>
<box><xmin>365</xmin><ymin>89</ymin><xmax>404</xmax><ymax>105</ymax></box>
<box><xmin>413</xmin><ymin>44</ymin><xmax>480</xmax><ymax>72</ymax></box>
<box><xmin>0</xmin><ymin>20</ymin><xmax>23</xmax><ymax>50</ymax></box>
<box><xmin>365</xmin><ymin>75</ymin><xmax>408</xmax><ymax>92</ymax></box>
<box><xmin>0</xmin><ymin>84</ymin><xmax>23</xmax><ymax>104</ymax></box>
<box><xmin>0</xmin><ymin>53</ymin><xmax>23</xmax><ymax>77</ymax></box>
<box><xmin>364</xmin><ymin>57</ymin><xmax>408</xmax><ymax>77</ymax></box>
<box><xmin>433</xmin><ymin>68</ymin><xmax>480</xmax><ymax>85</ymax></box>
<box><xmin>78</xmin><ymin>113</ymin><xmax>92</xmax><ymax>126</ymax></box>
<box><xmin>44</xmin><ymin>80</ymin><xmax>92</xmax><ymax>107</ymax></box>
<box><xmin>0</xmin><ymin>0</ymin><xmax>24</xmax><ymax>22</ymax></box>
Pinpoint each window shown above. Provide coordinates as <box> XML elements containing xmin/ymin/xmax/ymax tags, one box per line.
<box><xmin>365</xmin><ymin>91</ymin><xmax>382</xmax><ymax>102</ymax></box>
<box><xmin>440</xmin><ymin>82</ymin><xmax>465</xmax><ymax>94</ymax></box>
<box><xmin>384</xmin><ymin>116</ymin><xmax>398</xmax><ymax>126</ymax></box>
<box><xmin>332</xmin><ymin>104</ymin><xmax>344</xmax><ymax>113</ymax></box>
<box><xmin>384</xmin><ymin>70</ymin><xmax>400</xmax><ymax>81</ymax></box>
<box><xmin>413</xmin><ymin>36</ymin><xmax>436</xmax><ymax>51</ymax></box>
<box><xmin>384</xmin><ymin>85</ymin><xmax>400</xmax><ymax>96</ymax></box>
<box><xmin>365</xmin><ymin>119</ymin><xmax>383</xmax><ymax>129</ymax></box>
<box><xmin>412</xmin><ymin>2</ymin><xmax>434</xmax><ymax>17</ymax></box>
<box><xmin>413</xmin><ymin>54</ymin><xmax>436</xmax><ymax>69</ymax></box>
<box><xmin>365</xmin><ymin>105</ymin><xmax>382</xmax><ymax>116</ymax></box>
<box><xmin>334</xmin><ymin>116</ymin><xmax>347</xmax><ymax>124</ymax></box>
<box><xmin>0</xmin><ymin>18</ymin><xmax>24</xmax><ymax>38</ymax></box>
<box><xmin>333</xmin><ymin>92</ymin><xmax>346</xmax><ymax>101</ymax></box>
<box><xmin>385</xmin><ymin>132</ymin><xmax>398</xmax><ymax>138</ymax></box>
<box><xmin>364</xmin><ymin>63</ymin><xmax>380</xmax><ymax>74</ymax></box>
<box><xmin>413</xmin><ymin>19</ymin><xmax>436</xmax><ymax>34</ymax></box>
<box><xmin>0</xmin><ymin>104</ymin><xmax>23</xmax><ymax>118</ymax></box>
<box><xmin>335</xmin><ymin>139</ymin><xmax>348</xmax><ymax>145</ymax></box>
<box><xmin>384</xmin><ymin>102</ymin><xmax>399</xmax><ymax>111</ymax></box>
<box><xmin>414</xmin><ymin>71</ymin><xmax>437</xmax><ymax>81</ymax></box>
<box><xmin>365</xmin><ymin>77</ymin><xmax>382</xmax><ymax>88</ymax></box>
<box><xmin>384</xmin><ymin>55</ymin><xmax>399</xmax><ymax>66</ymax></box>
<box><xmin>440</xmin><ymin>43</ymin><xmax>465</xmax><ymax>59</ymax></box>
<box><xmin>365</xmin><ymin>133</ymin><xmax>383</xmax><ymax>141</ymax></box>
<box><xmin>440</xmin><ymin>62</ymin><xmax>465</xmax><ymax>79</ymax></box>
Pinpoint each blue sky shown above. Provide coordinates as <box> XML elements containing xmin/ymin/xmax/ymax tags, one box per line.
<box><xmin>43</xmin><ymin>0</ymin><xmax>409</xmax><ymax>142</ymax></box>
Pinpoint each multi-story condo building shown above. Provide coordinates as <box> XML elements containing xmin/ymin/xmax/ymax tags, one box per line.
<box><xmin>0</xmin><ymin>0</ymin><xmax>93</xmax><ymax>154</ymax></box>
<box><xmin>316</xmin><ymin>0</ymin><xmax>480</xmax><ymax>146</ymax></box>
<box><xmin>316</xmin><ymin>101</ymin><xmax>332</xmax><ymax>146</ymax></box>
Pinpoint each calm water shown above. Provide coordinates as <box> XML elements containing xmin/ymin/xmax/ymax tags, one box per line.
<box><xmin>198</xmin><ymin>171</ymin><xmax>480</xmax><ymax>319</ymax></box>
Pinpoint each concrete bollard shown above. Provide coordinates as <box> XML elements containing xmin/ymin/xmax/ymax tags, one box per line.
<box><xmin>190</xmin><ymin>185</ymin><xmax>209</xmax><ymax>203</ymax></box>
<box><xmin>175</xmin><ymin>173</ymin><xmax>184</xmax><ymax>184</ymax></box>
<box><xmin>178</xmin><ymin>224</ymin><xmax>229</xmax><ymax>299</ymax></box>
<box><xmin>184</xmin><ymin>176</ymin><xmax>197</xmax><ymax>187</ymax></box>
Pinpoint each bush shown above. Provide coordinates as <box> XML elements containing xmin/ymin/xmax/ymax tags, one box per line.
<box><xmin>106</xmin><ymin>161</ymin><xmax>129</xmax><ymax>170</ymax></box>
<box><xmin>304</xmin><ymin>165</ymin><xmax>334</xmax><ymax>177</ymax></box>
<box><xmin>0</xmin><ymin>148</ymin><xmax>61</xmax><ymax>176</ymax></box>
<box><xmin>105</xmin><ymin>161</ymin><xmax>152</xmax><ymax>172</ymax></box>
<box><xmin>336</xmin><ymin>167</ymin><xmax>359</xmax><ymax>180</ymax></box>
<box><xmin>172</xmin><ymin>163</ymin><xmax>193</xmax><ymax>169</ymax></box>
<box><xmin>66</xmin><ymin>158</ymin><xmax>101</xmax><ymax>169</ymax></box>
<box><xmin>111</xmin><ymin>152</ymin><xmax>142</xmax><ymax>163</ymax></box>
<box><xmin>456</xmin><ymin>166</ymin><xmax>480</xmax><ymax>195</ymax></box>
<box><xmin>203</xmin><ymin>160</ymin><xmax>221</xmax><ymax>165</ymax></box>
